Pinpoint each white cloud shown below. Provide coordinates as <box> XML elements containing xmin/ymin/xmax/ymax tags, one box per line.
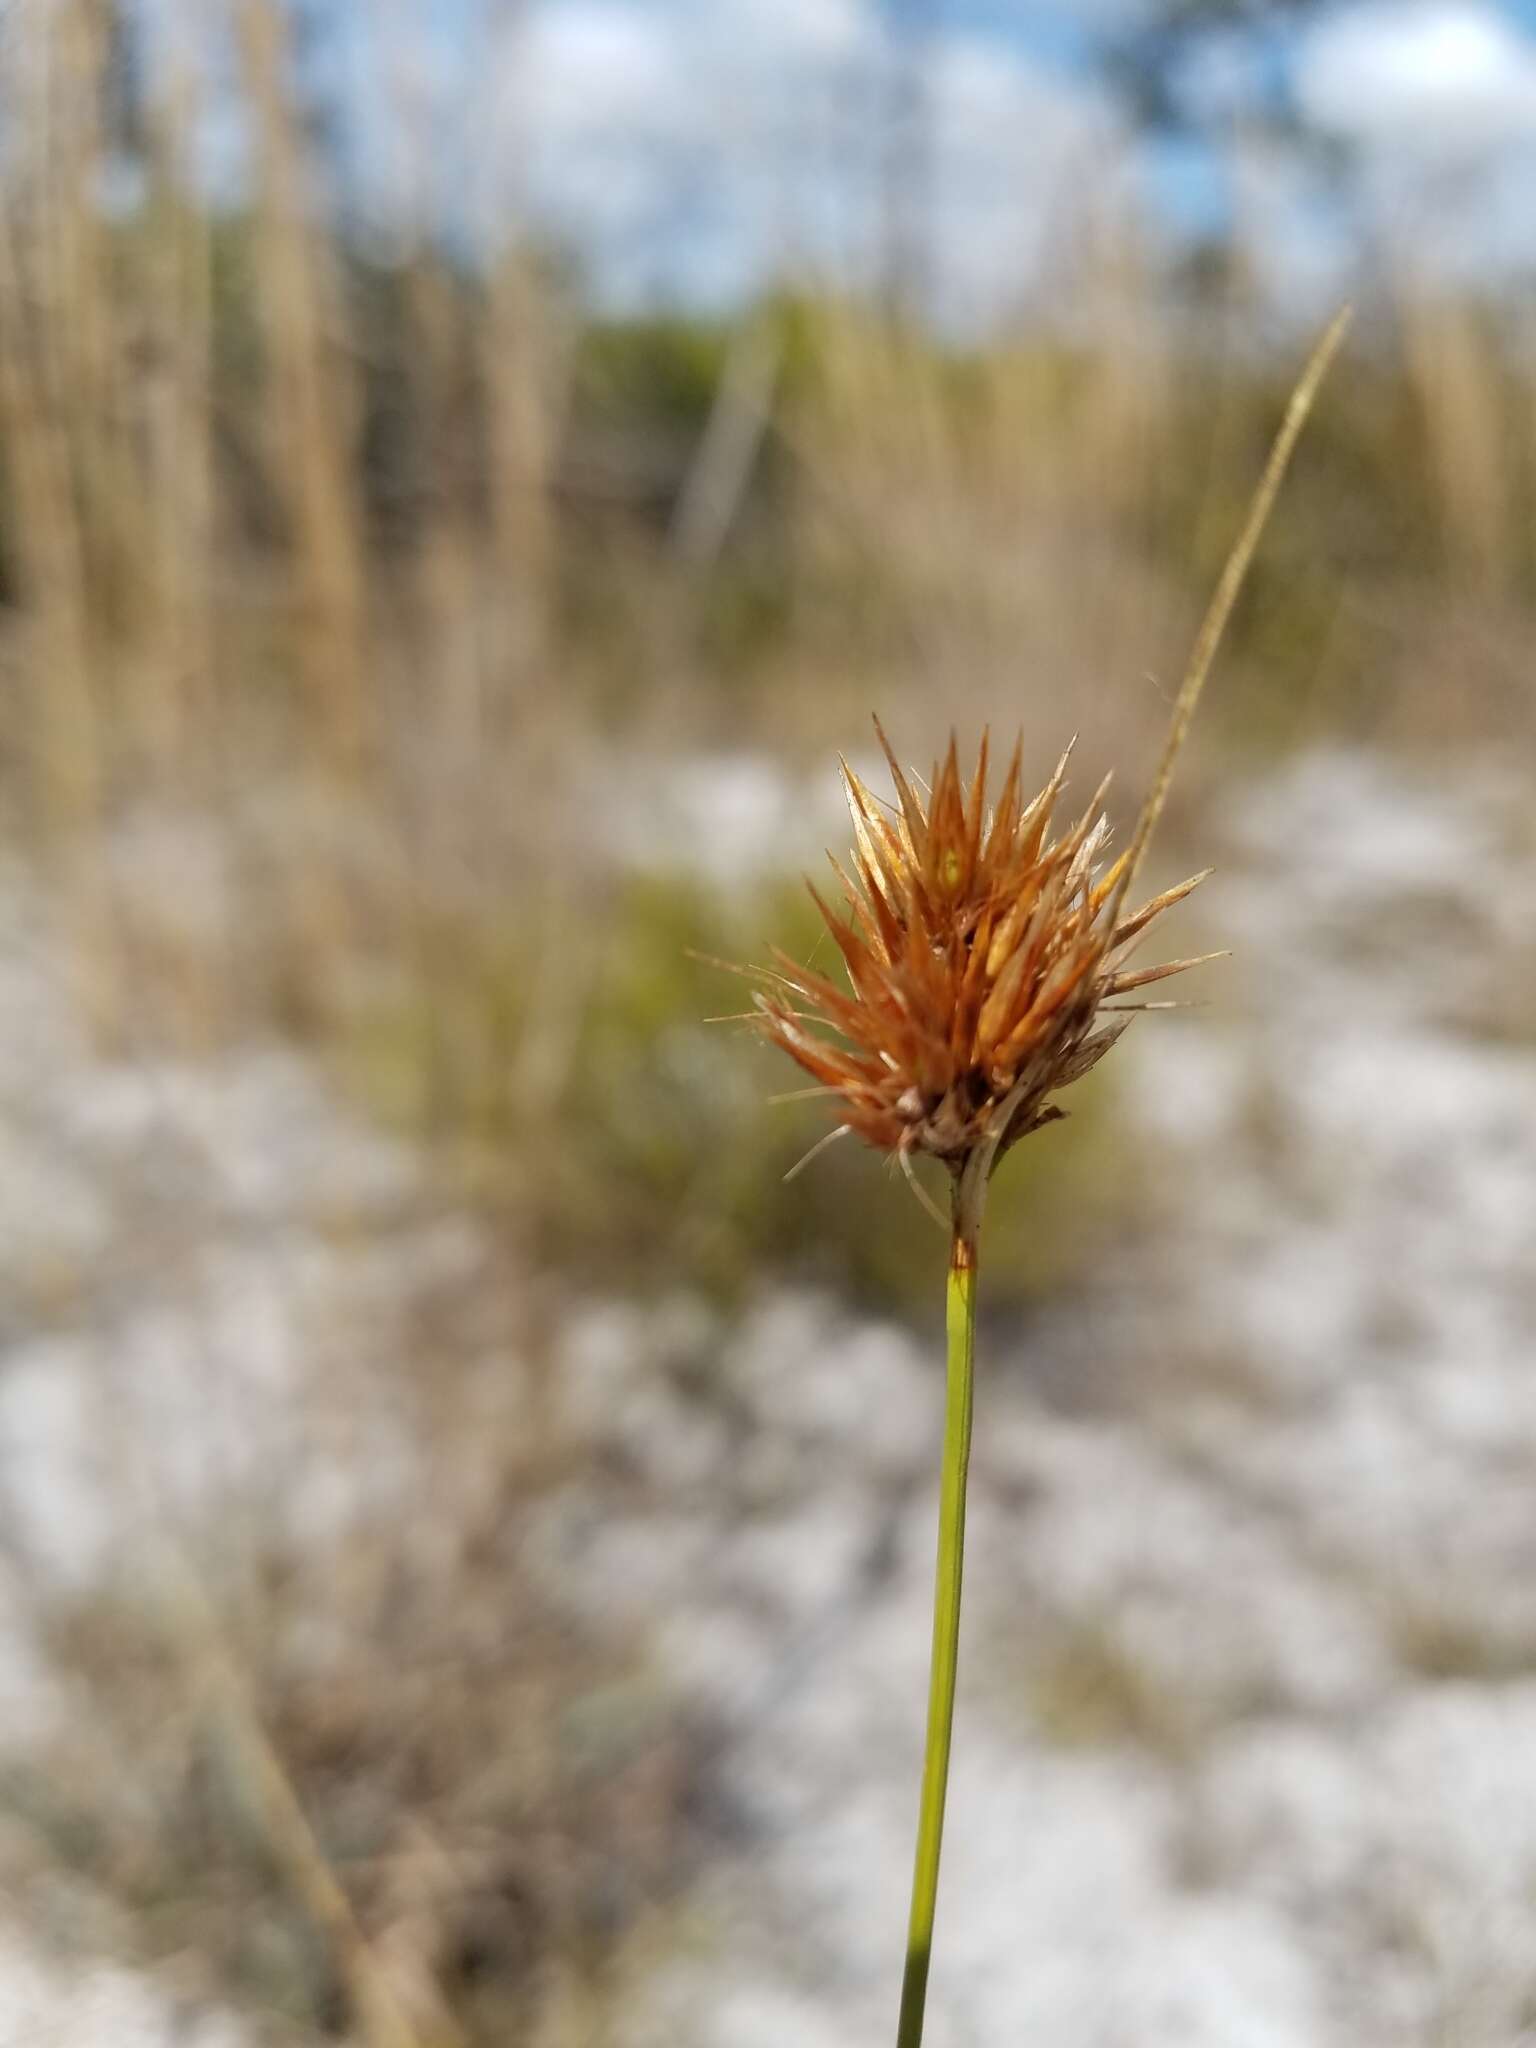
<box><xmin>713</xmin><ymin>0</ymin><xmax>873</xmax><ymax>68</ymax></box>
<box><xmin>923</xmin><ymin>37</ymin><xmax>1126</xmax><ymax>326</ymax></box>
<box><xmin>1290</xmin><ymin>1</ymin><xmax>1536</xmax><ymax>286</ymax></box>
<box><xmin>497</xmin><ymin>0</ymin><xmax>1128</xmax><ymax>324</ymax></box>
<box><xmin>1296</xmin><ymin>1</ymin><xmax>1536</xmax><ymax>162</ymax></box>
<box><xmin>1173</xmin><ymin>28</ymin><xmax>1272</xmax><ymax>127</ymax></box>
<box><xmin>1228</xmin><ymin>138</ymin><xmax>1358</xmax><ymax>319</ymax></box>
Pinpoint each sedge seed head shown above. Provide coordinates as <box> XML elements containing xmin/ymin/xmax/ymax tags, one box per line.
<box><xmin>749</xmin><ymin>720</ymin><xmax>1216</xmax><ymax>1174</ymax></box>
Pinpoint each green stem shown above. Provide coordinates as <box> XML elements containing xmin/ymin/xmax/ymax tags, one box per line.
<box><xmin>896</xmin><ymin>1155</ymin><xmax>986</xmax><ymax>2048</ymax></box>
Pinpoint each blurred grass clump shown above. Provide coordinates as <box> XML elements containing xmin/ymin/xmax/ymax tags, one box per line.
<box><xmin>340</xmin><ymin>869</ymin><xmax>1131</xmax><ymax>1317</ymax></box>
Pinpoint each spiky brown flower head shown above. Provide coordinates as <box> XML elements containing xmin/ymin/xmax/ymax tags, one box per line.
<box><xmin>752</xmin><ymin>721</ymin><xmax>1217</xmax><ymax>1177</ymax></box>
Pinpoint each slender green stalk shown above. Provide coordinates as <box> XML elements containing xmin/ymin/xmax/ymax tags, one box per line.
<box><xmin>897</xmin><ymin>1155</ymin><xmax>987</xmax><ymax>2048</ymax></box>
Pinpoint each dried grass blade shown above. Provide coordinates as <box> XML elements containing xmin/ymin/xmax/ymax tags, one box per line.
<box><xmin>1107</xmin><ymin>305</ymin><xmax>1352</xmax><ymax>931</ymax></box>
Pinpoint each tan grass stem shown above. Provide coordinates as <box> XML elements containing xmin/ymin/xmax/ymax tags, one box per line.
<box><xmin>1106</xmin><ymin>303</ymin><xmax>1353</xmax><ymax>932</ymax></box>
<box><xmin>161</xmin><ymin>1567</ymin><xmax>456</xmax><ymax>2048</ymax></box>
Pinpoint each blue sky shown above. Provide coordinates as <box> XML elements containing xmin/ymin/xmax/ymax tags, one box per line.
<box><xmin>201</xmin><ymin>1</ymin><xmax>1536</xmax><ymax>324</ymax></box>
